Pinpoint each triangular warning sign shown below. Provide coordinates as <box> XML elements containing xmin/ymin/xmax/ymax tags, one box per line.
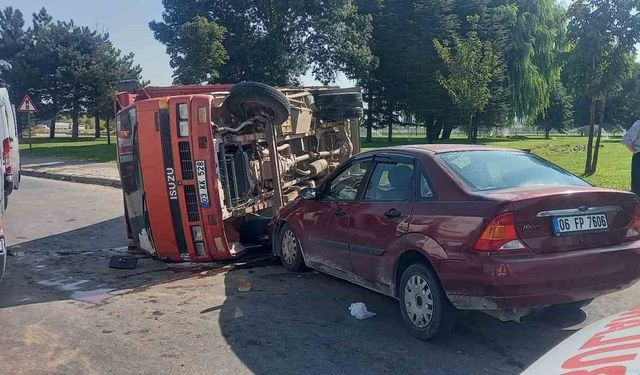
<box><xmin>18</xmin><ymin>95</ymin><xmax>37</xmax><ymax>113</ymax></box>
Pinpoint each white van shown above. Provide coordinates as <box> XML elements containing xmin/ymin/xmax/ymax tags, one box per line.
<box><xmin>0</xmin><ymin>88</ymin><xmax>20</xmax><ymax>208</ymax></box>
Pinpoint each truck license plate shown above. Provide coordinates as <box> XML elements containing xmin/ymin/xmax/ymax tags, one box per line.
<box><xmin>552</xmin><ymin>214</ymin><xmax>608</xmax><ymax>235</ymax></box>
<box><xmin>195</xmin><ymin>160</ymin><xmax>211</xmax><ymax>207</ymax></box>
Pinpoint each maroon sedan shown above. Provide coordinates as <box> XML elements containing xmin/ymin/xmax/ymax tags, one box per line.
<box><xmin>271</xmin><ymin>145</ymin><xmax>640</xmax><ymax>340</ymax></box>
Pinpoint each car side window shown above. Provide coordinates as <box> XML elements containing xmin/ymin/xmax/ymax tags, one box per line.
<box><xmin>419</xmin><ymin>172</ymin><xmax>435</xmax><ymax>199</ymax></box>
<box><xmin>324</xmin><ymin>160</ymin><xmax>370</xmax><ymax>201</ymax></box>
<box><xmin>364</xmin><ymin>162</ymin><xmax>414</xmax><ymax>201</ymax></box>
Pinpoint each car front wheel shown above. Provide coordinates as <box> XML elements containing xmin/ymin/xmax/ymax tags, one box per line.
<box><xmin>277</xmin><ymin>224</ymin><xmax>305</xmax><ymax>272</ymax></box>
<box><xmin>399</xmin><ymin>263</ymin><xmax>456</xmax><ymax>340</ymax></box>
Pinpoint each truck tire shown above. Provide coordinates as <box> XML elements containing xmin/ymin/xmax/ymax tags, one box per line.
<box><xmin>399</xmin><ymin>263</ymin><xmax>456</xmax><ymax>340</ymax></box>
<box><xmin>239</xmin><ymin>217</ymin><xmax>272</xmax><ymax>244</ymax></box>
<box><xmin>316</xmin><ymin>91</ymin><xmax>363</xmax><ymax>109</ymax></box>
<box><xmin>318</xmin><ymin>107</ymin><xmax>364</xmax><ymax>122</ymax></box>
<box><xmin>224</xmin><ymin>82</ymin><xmax>291</xmax><ymax>125</ymax></box>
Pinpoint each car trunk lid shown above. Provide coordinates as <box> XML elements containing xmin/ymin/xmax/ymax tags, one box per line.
<box><xmin>480</xmin><ymin>186</ymin><xmax>637</xmax><ymax>254</ymax></box>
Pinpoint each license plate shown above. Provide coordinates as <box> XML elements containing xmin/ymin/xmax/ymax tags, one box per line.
<box><xmin>195</xmin><ymin>160</ymin><xmax>211</xmax><ymax>207</ymax></box>
<box><xmin>552</xmin><ymin>214</ymin><xmax>608</xmax><ymax>235</ymax></box>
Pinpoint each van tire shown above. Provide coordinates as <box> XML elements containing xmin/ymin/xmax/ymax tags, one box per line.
<box><xmin>225</xmin><ymin>82</ymin><xmax>291</xmax><ymax>125</ymax></box>
<box><xmin>399</xmin><ymin>263</ymin><xmax>456</xmax><ymax>340</ymax></box>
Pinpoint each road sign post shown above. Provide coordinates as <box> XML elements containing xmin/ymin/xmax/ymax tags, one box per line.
<box><xmin>17</xmin><ymin>95</ymin><xmax>37</xmax><ymax>150</ymax></box>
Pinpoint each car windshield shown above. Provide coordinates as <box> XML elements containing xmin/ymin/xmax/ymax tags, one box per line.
<box><xmin>437</xmin><ymin>151</ymin><xmax>590</xmax><ymax>192</ymax></box>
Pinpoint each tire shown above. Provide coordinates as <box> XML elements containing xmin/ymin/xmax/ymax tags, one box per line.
<box><xmin>318</xmin><ymin>107</ymin><xmax>364</xmax><ymax>122</ymax></box>
<box><xmin>224</xmin><ymin>82</ymin><xmax>291</xmax><ymax>125</ymax></box>
<box><xmin>316</xmin><ymin>91</ymin><xmax>363</xmax><ymax>109</ymax></box>
<box><xmin>399</xmin><ymin>263</ymin><xmax>456</xmax><ymax>340</ymax></box>
<box><xmin>276</xmin><ymin>224</ymin><xmax>305</xmax><ymax>272</ymax></box>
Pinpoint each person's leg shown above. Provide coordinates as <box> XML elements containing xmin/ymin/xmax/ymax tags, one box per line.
<box><xmin>632</xmin><ymin>153</ymin><xmax>640</xmax><ymax>196</ymax></box>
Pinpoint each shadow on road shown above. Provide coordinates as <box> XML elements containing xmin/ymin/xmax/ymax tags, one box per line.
<box><xmin>218</xmin><ymin>263</ymin><xmax>582</xmax><ymax>374</ymax></box>
<box><xmin>0</xmin><ymin>217</ymin><xmax>209</xmax><ymax>309</ymax></box>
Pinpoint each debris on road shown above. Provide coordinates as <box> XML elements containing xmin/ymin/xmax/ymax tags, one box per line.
<box><xmin>109</xmin><ymin>255</ymin><xmax>138</xmax><ymax>269</ymax></box>
<box><xmin>349</xmin><ymin>302</ymin><xmax>376</xmax><ymax>320</ymax></box>
<box><xmin>238</xmin><ymin>281</ymin><xmax>252</xmax><ymax>292</ymax></box>
<box><xmin>7</xmin><ymin>249</ymin><xmax>25</xmax><ymax>257</ymax></box>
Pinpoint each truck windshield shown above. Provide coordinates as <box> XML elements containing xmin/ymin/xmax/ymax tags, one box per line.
<box><xmin>437</xmin><ymin>151</ymin><xmax>589</xmax><ymax>192</ymax></box>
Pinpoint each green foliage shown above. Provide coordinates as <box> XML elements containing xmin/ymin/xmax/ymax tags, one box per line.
<box><xmin>150</xmin><ymin>0</ymin><xmax>376</xmax><ymax>86</ymax></box>
<box><xmin>536</xmin><ymin>80</ymin><xmax>574</xmax><ymax>137</ymax></box>
<box><xmin>0</xmin><ymin>6</ymin><xmax>142</xmax><ymax>139</ymax></box>
<box><xmin>434</xmin><ymin>27</ymin><xmax>503</xmax><ymax>142</ymax></box>
<box><xmin>155</xmin><ymin>16</ymin><xmax>228</xmax><ymax>84</ymax></box>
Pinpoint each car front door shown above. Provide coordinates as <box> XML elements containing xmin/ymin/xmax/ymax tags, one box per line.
<box><xmin>348</xmin><ymin>154</ymin><xmax>419</xmax><ymax>283</ymax></box>
<box><xmin>300</xmin><ymin>158</ymin><xmax>372</xmax><ymax>277</ymax></box>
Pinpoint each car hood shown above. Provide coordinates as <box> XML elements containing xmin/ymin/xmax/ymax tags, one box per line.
<box><xmin>522</xmin><ymin>307</ymin><xmax>640</xmax><ymax>374</ymax></box>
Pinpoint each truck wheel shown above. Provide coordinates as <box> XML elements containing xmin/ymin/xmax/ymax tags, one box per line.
<box><xmin>224</xmin><ymin>82</ymin><xmax>291</xmax><ymax>125</ymax></box>
<box><xmin>318</xmin><ymin>107</ymin><xmax>364</xmax><ymax>122</ymax></box>
<box><xmin>316</xmin><ymin>91</ymin><xmax>363</xmax><ymax>108</ymax></box>
<box><xmin>399</xmin><ymin>263</ymin><xmax>456</xmax><ymax>340</ymax></box>
<box><xmin>277</xmin><ymin>224</ymin><xmax>305</xmax><ymax>272</ymax></box>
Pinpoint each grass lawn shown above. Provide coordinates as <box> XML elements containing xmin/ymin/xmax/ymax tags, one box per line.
<box><xmin>17</xmin><ymin>134</ymin><xmax>632</xmax><ymax>191</ymax></box>
<box><xmin>19</xmin><ymin>136</ymin><xmax>117</xmax><ymax>163</ymax></box>
<box><xmin>362</xmin><ymin>135</ymin><xmax>631</xmax><ymax>191</ymax></box>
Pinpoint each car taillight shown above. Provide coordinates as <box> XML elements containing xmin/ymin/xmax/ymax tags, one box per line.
<box><xmin>625</xmin><ymin>204</ymin><xmax>640</xmax><ymax>240</ymax></box>
<box><xmin>474</xmin><ymin>212</ymin><xmax>526</xmax><ymax>252</ymax></box>
<box><xmin>2</xmin><ymin>138</ymin><xmax>11</xmax><ymax>174</ymax></box>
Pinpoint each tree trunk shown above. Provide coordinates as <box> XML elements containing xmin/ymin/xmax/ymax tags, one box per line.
<box><xmin>441</xmin><ymin>123</ymin><xmax>454</xmax><ymax>140</ymax></box>
<box><xmin>545</xmin><ymin>127</ymin><xmax>550</xmax><ymax>139</ymax></box>
<box><xmin>584</xmin><ymin>97</ymin><xmax>597</xmax><ymax>175</ymax></box>
<box><xmin>468</xmin><ymin>112</ymin><xmax>476</xmax><ymax>144</ymax></box>
<box><xmin>106</xmin><ymin>116</ymin><xmax>111</xmax><ymax>145</ymax></box>
<box><xmin>94</xmin><ymin>114</ymin><xmax>101</xmax><ymax>138</ymax></box>
<box><xmin>49</xmin><ymin>82</ymin><xmax>58</xmax><ymax>138</ymax></box>
<box><xmin>49</xmin><ymin>118</ymin><xmax>56</xmax><ymax>139</ymax></box>
<box><xmin>388</xmin><ymin>121</ymin><xmax>393</xmax><ymax>143</ymax></box>
<box><xmin>426</xmin><ymin>118</ymin><xmax>443</xmax><ymax>144</ymax></box>
<box><xmin>71</xmin><ymin>94</ymin><xmax>80</xmax><ymax>140</ymax></box>
<box><xmin>364</xmin><ymin>91</ymin><xmax>373</xmax><ymax>142</ymax></box>
<box><xmin>591</xmin><ymin>95</ymin><xmax>608</xmax><ymax>175</ymax></box>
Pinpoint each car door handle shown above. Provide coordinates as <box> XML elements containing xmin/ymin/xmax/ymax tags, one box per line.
<box><xmin>335</xmin><ymin>208</ymin><xmax>347</xmax><ymax>217</ymax></box>
<box><xmin>384</xmin><ymin>208</ymin><xmax>402</xmax><ymax>219</ymax></box>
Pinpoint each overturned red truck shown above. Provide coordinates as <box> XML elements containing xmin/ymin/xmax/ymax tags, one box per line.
<box><xmin>114</xmin><ymin>82</ymin><xmax>362</xmax><ymax>262</ymax></box>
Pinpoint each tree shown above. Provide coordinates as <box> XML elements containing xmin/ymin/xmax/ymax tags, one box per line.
<box><xmin>567</xmin><ymin>0</ymin><xmax>640</xmax><ymax>175</ymax></box>
<box><xmin>0</xmin><ymin>7</ymin><xmax>26</xmax><ymax>63</ymax></box>
<box><xmin>606</xmin><ymin>63</ymin><xmax>640</xmax><ymax>132</ymax></box>
<box><xmin>154</xmin><ymin>16</ymin><xmax>227</xmax><ymax>84</ymax></box>
<box><xmin>434</xmin><ymin>20</ymin><xmax>503</xmax><ymax>143</ymax></box>
<box><xmin>536</xmin><ymin>80</ymin><xmax>574</xmax><ymax>138</ymax></box>
<box><xmin>150</xmin><ymin>0</ymin><xmax>375</xmax><ymax>86</ymax></box>
<box><xmin>502</xmin><ymin>0</ymin><xmax>565</xmax><ymax>120</ymax></box>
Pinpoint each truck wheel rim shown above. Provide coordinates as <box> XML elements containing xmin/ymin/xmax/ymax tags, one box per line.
<box><xmin>282</xmin><ymin>229</ymin><xmax>297</xmax><ymax>265</ymax></box>
<box><xmin>404</xmin><ymin>274</ymin><xmax>434</xmax><ymax>328</ymax></box>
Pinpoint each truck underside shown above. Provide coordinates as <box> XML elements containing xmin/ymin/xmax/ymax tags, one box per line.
<box><xmin>115</xmin><ymin>82</ymin><xmax>362</xmax><ymax>262</ymax></box>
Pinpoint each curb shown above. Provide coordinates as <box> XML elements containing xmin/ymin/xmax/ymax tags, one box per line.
<box><xmin>21</xmin><ymin>169</ymin><xmax>122</xmax><ymax>189</ymax></box>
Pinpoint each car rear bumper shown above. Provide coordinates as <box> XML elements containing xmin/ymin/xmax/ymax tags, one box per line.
<box><xmin>440</xmin><ymin>241</ymin><xmax>640</xmax><ymax>311</ymax></box>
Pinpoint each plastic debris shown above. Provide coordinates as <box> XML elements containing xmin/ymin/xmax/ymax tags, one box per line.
<box><xmin>349</xmin><ymin>302</ymin><xmax>376</xmax><ymax>320</ymax></box>
<box><xmin>238</xmin><ymin>281</ymin><xmax>252</xmax><ymax>292</ymax></box>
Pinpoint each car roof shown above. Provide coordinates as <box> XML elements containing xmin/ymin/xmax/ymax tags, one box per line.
<box><xmin>362</xmin><ymin>144</ymin><xmax>520</xmax><ymax>157</ymax></box>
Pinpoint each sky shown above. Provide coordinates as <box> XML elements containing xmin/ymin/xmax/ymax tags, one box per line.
<box><xmin>0</xmin><ymin>0</ymin><xmax>344</xmax><ymax>87</ymax></box>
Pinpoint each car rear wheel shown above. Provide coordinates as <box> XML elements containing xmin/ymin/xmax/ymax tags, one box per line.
<box><xmin>399</xmin><ymin>263</ymin><xmax>456</xmax><ymax>340</ymax></box>
<box><xmin>277</xmin><ymin>224</ymin><xmax>305</xmax><ymax>272</ymax></box>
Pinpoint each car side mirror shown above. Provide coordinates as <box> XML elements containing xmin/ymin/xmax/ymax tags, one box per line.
<box><xmin>300</xmin><ymin>187</ymin><xmax>318</xmax><ymax>200</ymax></box>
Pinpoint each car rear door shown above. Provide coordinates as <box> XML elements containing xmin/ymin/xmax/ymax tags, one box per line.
<box><xmin>348</xmin><ymin>154</ymin><xmax>417</xmax><ymax>283</ymax></box>
<box><xmin>300</xmin><ymin>157</ymin><xmax>372</xmax><ymax>276</ymax></box>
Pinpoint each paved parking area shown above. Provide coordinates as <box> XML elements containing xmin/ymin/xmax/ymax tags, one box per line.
<box><xmin>1</xmin><ymin>177</ymin><xmax>639</xmax><ymax>374</ymax></box>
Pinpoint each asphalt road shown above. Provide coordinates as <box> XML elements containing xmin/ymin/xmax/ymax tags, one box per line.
<box><xmin>1</xmin><ymin>177</ymin><xmax>639</xmax><ymax>374</ymax></box>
